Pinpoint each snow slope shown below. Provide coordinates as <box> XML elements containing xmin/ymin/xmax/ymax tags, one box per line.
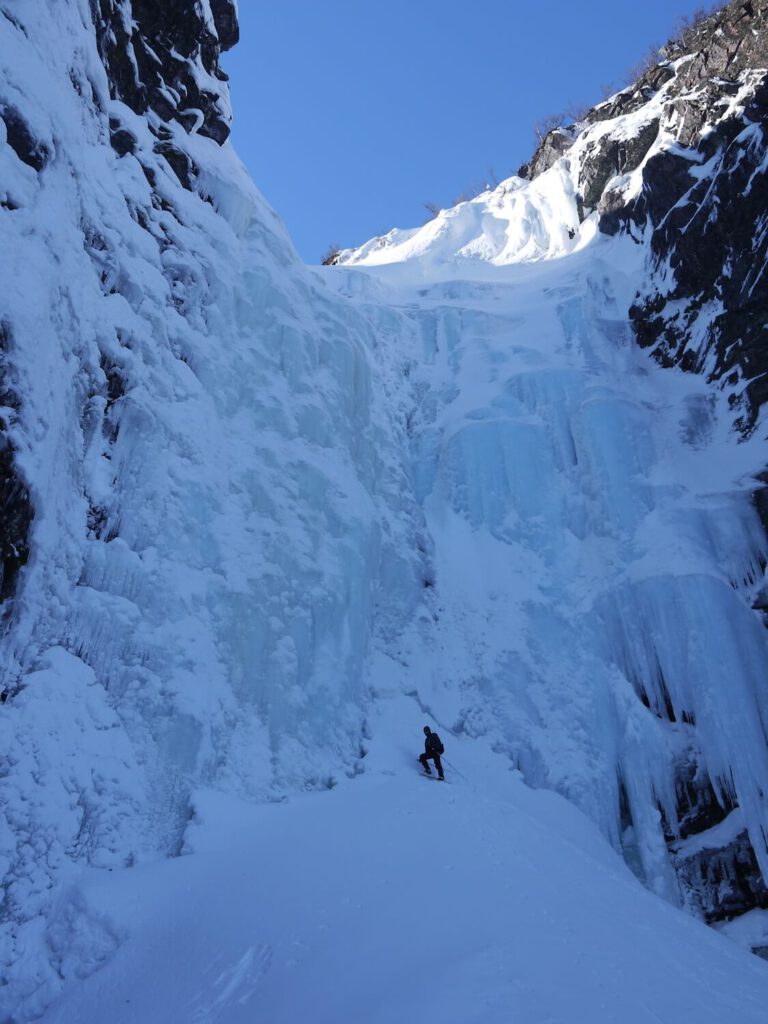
<box><xmin>37</xmin><ymin>694</ymin><xmax>768</xmax><ymax>1024</ymax></box>
<box><xmin>335</xmin><ymin>164</ymin><xmax>587</xmax><ymax>268</ymax></box>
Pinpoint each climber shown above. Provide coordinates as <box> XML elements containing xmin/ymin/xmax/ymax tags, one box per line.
<box><xmin>419</xmin><ymin>725</ymin><xmax>445</xmax><ymax>779</ymax></box>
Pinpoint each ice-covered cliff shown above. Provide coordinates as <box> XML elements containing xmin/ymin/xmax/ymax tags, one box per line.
<box><xmin>333</xmin><ymin>0</ymin><xmax>768</xmax><ymax>927</ymax></box>
<box><xmin>1</xmin><ymin>0</ymin><xmax>768</xmax><ymax>1019</ymax></box>
<box><xmin>0</xmin><ymin>1</ymin><xmax>426</xmax><ymax>1013</ymax></box>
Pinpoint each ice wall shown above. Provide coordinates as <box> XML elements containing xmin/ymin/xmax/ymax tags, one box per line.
<box><xmin>329</xmin><ymin>5</ymin><xmax>768</xmax><ymax>923</ymax></box>
<box><xmin>0</xmin><ymin>2</ymin><xmax>423</xmax><ymax>1015</ymax></box>
<box><xmin>330</xmin><ymin>237</ymin><xmax>768</xmax><ymax>915</ymax></box>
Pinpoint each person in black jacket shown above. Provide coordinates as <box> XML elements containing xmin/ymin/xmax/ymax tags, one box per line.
<box><xmin>419</xmin><ymin>725</ymin><xmax>445</xmax><ymax>779</ymax></box>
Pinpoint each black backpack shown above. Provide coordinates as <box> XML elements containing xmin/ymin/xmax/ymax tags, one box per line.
<box><xmin>428</xmin><ymin>732</ymin><xmax>444</xmax><ymax>756</ymax></box>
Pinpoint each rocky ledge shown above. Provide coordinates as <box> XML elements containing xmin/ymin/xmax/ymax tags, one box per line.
<box><xmin>91</xmin><ymin>0</ymin><xmax>239</xmax><ymax>181</ymax></box>
<box><xmin>524</xmin><ymin>1</ymin><xmax>768</xmax><ymax>434</ymax></box>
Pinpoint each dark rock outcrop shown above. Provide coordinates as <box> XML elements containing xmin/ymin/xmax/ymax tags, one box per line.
<box><xmin>90</xmin><ymin>0</ymin><xmax>238</xmax><ymax>146</ymax></box>
<box><xmin>578</xmin><ymin>1</ymin><xmax>767</xmax><ymax>433</ymax></box>
<box><xmin>0</xmin><ymin>323</ymin><xmax>32</xmax><ymax>607</ymax></box>
<box><xmin>669</xmin><ymin>752</ymin><xmax>768</xmax><ymax>923</ymax></box>
<box><xmin>518</xmin><ymin>127</ymin><xmax>575</xmax><ymax>180</ymax></box>
<box><xmin>625</xmin><ymin>72</ymin><xmax>768</xmax><ymax>432</ymax></box>
<box><xmin>674</xmin><ymin>754</ymin><xmax>734</xmax><ymax>841</ymax></box>
<box><xmin>676</xmin><ymin>828</ymin><xmax>768</xmax><ymax>922</ymax></box>
<box><xmin>581</xmin><ymin>118</ymin><xmax>659</xmax><ymax>211</ymax></box>
<box><xmin>1</xmin><ymin>104</ymin><xmax>50</xmax><ymax>171</ymax></box>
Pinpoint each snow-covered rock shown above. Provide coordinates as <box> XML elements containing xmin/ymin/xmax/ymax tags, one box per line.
<box><xmin>0</xmin><ymin>2</ymin><xmax>423</xmax><ymax>1014</ymax></box>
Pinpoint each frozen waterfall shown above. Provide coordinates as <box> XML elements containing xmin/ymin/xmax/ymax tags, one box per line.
<box><xmin>2</xmin><ymin>1</ymin><xmax>768</xmax><ymax>1016</ymax></box>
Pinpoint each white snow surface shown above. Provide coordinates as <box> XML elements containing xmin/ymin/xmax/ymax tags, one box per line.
<box><xmin>332</xmin><ymin>77</ymin><xmax>671</xmax><ymax>270</ymax></box>
<box><xmin>37</xmin><ymin>699</ymin><xmax>768</xmax><ymax>1024</ymax></box>
<box><xmin>2</xmin><ymin>2</ymin><xmax>768</xmax><ymax>1019</ymax></box>
<box><xmin>336</xmin><ymin>166</ymin><xmax>589</xmax><ymax>268</ymax></box>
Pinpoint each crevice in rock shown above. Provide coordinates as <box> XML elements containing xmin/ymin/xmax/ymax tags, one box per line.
<box><xmin>0</xmin><ymin>322</ymin><xmax>32</xmax><ymax>608</ymax></box>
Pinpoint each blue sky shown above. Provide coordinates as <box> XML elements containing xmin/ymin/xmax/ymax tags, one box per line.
<box><xmin>224</xmin><ymin>1</ymin><xmax>713</xmax><ymax>262</ymax></box>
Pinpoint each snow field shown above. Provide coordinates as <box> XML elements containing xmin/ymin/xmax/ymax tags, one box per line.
<box><xmin>39</xmin><ymin>694</ymin><xmax>768</xmax><ymax>1023</ymax></box>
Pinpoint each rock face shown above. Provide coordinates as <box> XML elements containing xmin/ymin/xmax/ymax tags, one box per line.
<box><xmin>525</xmin><ymin>1</ymin><xmax>768</xmax><ymax>434</ymax></box>
<box><xmin>579</xmin><ymin>117</ymin><xmax>659</xmax><ymax>210</ymax></box>
<box><xmin>517</xmin><ymin>126</ymin><xmax>575</xmax><ymax>180</ymax></box>
<box><xmin>0</xmin><ymin>323</ymin><xmax>31</xmax><ymax>609</ymax></box>
<box><xmin>91</xmin><ymin>0</ymin><xmax>238</xmax><ymax>165</ymax></box>
<box><xmin>671</xmin><ymin>749</ymin><xmax>768</xmax><ymax>922</ymax></box>
<box><xmin>627</xmin><ymin>105</ymin><xmax>768</xmax><ymax>432</ymax></box>
<box><xmin>0</xmin><ymin>2</ymin><xmax>238</xmax><ymax>617</ymax></box>
<box><xmin>612</xmin><ymin>1</ymin><xmax>768</xmax><ymax>436</ymax></box>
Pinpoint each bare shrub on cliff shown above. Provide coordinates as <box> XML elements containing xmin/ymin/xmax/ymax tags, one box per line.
<box><xmin>534</xmin><ymin>111</ymin><xmax>566</xmax><ymax>143</ymax></box>
<box><xmin>625</xmin><ymin>42</ymin><xmax>665</xmax><ymax>85</ymax></box>
<box><xmin>321</xmin><ymin>242</ymin><xmax>341</xmax><ymax>266</ymax></box>
<box><xmin>669</xmin><ymin>3</ymin><xmax>727</xmax><ymax>50</ymax></box>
